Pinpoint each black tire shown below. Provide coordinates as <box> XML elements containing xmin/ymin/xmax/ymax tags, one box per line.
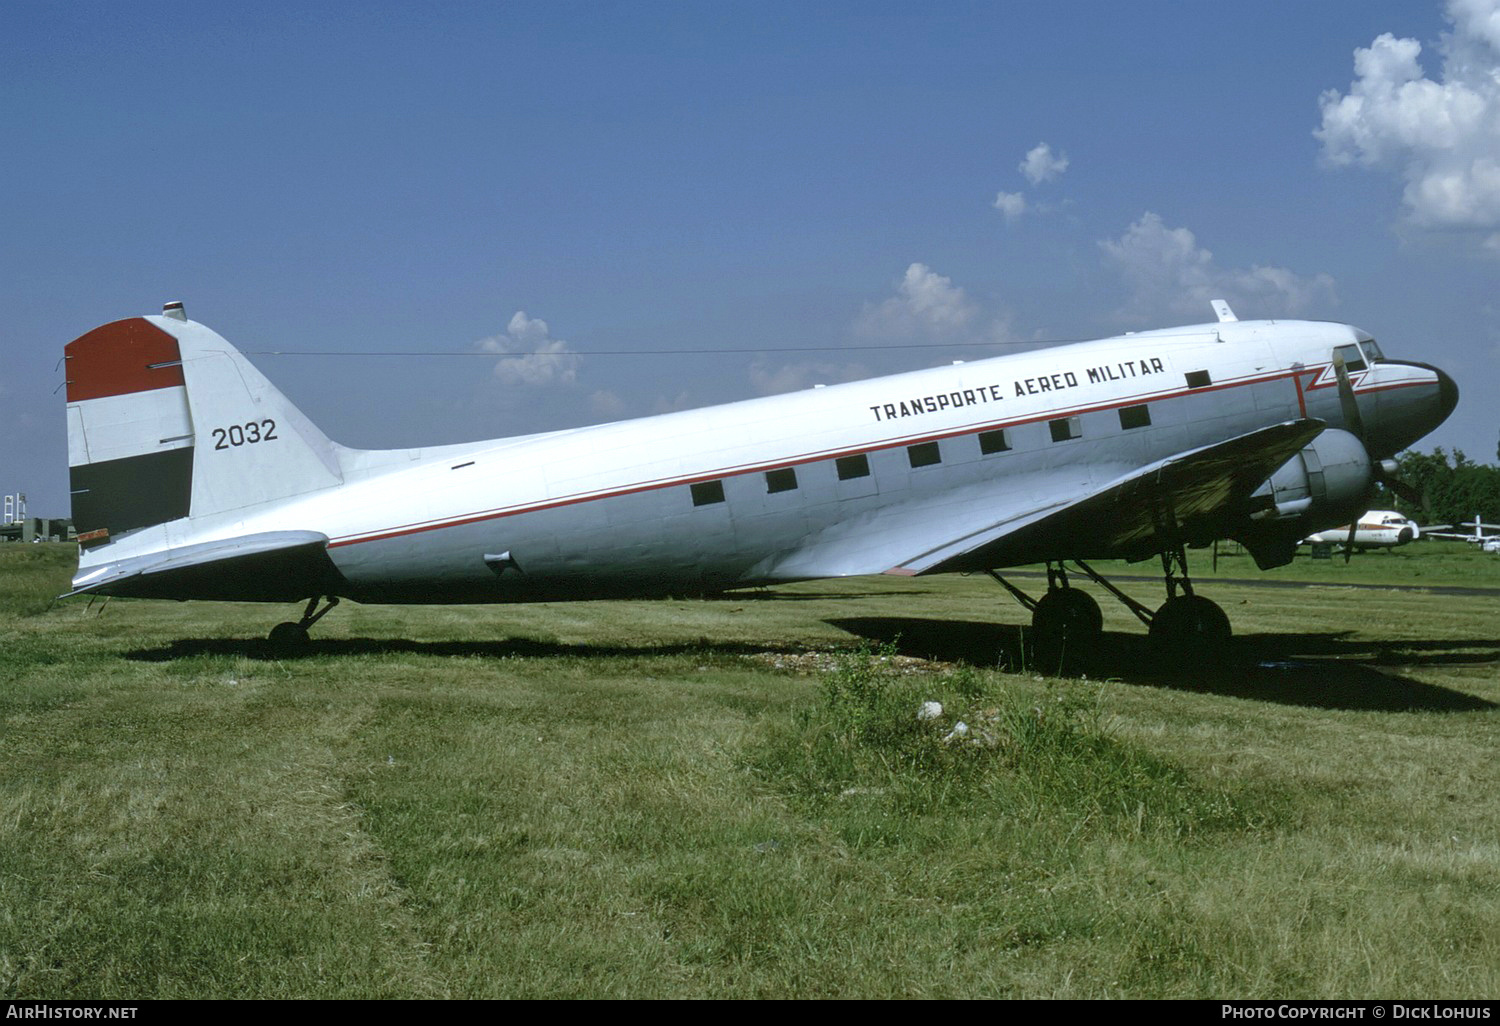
<box><xmin>1030</xmin><ymin>589</ymin><xmax>1104</xmax><ymax>669</ymax></box>
<box><xmin>1148</xmin><ymin>595</ymin><xmax>1231</xmax><ymax>655</ymax></box>
<box><xmin>267</xmin><ymin>621</ymin><xmax>310</xmax><ymax>652</ymax></box>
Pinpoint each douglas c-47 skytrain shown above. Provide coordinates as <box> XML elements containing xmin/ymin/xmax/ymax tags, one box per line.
<box><xmin>63</xmin><ymin>300</ymin><xmax>1457</xmax><ymax>657</ymax></box>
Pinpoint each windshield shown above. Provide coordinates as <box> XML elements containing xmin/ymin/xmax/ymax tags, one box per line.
<box><xmin>1334</xmin><ymin>343</ymin><xmax>1367</xmax><ymax>373</ymax></box>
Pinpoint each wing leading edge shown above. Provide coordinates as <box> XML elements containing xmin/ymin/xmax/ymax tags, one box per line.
<box><xmin>893</xmin><ymin>419</ymin><xmax>1327</xmax><ymax>575</ymax></box>
<box><xmin>888</xmin><ymin>420</ymin><xmax>1326</xmax><ymax>576</ymax></box>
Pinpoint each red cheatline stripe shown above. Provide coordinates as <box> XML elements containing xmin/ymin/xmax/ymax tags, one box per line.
<box><xmin>65</xmin><ymin>319</ymin><xmax>185</xmax><ymax>402</ymax></box>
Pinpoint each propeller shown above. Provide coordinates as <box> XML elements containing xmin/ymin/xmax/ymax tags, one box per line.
<box><xmin>1331</xmin><ymin>352</ymin><xmax>1365</xmax><ymax>439</ymax></box>
<box><xmin>1331</xmin><ymin>351</ymin><xmax>1424</xmax><ymax>510</ymax></box>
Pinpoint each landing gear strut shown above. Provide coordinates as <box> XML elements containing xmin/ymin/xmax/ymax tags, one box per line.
<box><xmin>986</xmin><ymin>543</ymin><xmax>1231</xmax><ymax>668</ymax></box>
<box><xmin>1142</xmin><ymin>544</ymin><xmax>1230</xmax><ymax>653</ymax></box>
<box><xmin>268</xmin><ymin>596</ymin><xmax>340</xmax><ymax>651</ymax></box>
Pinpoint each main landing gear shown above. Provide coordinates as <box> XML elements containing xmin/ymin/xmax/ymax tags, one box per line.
<box><xmin>987</xmin><ymin>543</ymin><xmax>1231</xmax><ymax>668</ymax></box>
<box><xmin>987</xmin><ymin>563</ymin><xmax>1103</xmax><ymax>668</ymax></box>
<box><xmin>268</xmin><ymin>596</ymin><xmax>340</xmax><ymax>652</ymax></box>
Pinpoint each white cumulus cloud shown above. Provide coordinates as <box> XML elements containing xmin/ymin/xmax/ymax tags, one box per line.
<box><xmin>1100</xmin><ymin>213</ymin><xmax>1336</xmax><ymax>321</ymax></box>
<box><xmin>1019</xmin><ymin>142</ymin><xmax>1069</xmax><ymax>185</ymax></box>
<box><xmin>1317</xmin><ymin>0</ymin><xmax>1500</xmax><ymax>244</ymax></box>
<box><xmin>992</xmin><ymin>190</ymin><xmax>1027</xmax><ymax>221</ymax></box>
<box><xmin>475</xmin><ymin>311</ymin><xmax>582</xmax><ymax>388</ymax></box>
<box><xmin>855</xmin><ymin>262</ymin><xmax>979</xmax><ymax>339</ymax></box>
<box><xmin>588</xmin><ymin>389</ymin><xmax>628</xmax><ymax>418</ymax></box>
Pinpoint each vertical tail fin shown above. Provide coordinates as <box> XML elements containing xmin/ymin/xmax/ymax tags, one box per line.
<box><xmin>66</xmin><ymin>305</ymin><xmax>344</xmax><ymax>549</ymax></box>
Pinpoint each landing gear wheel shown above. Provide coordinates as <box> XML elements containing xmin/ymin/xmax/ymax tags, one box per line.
<box><xmin>1029</xmin><ymin>589</ymin><xmax>1104</xmax><ymax>669</ymax></box>
<box><xmin>1148</xmin><ymin>595</ymin><xmax>1231</xmax><ymax>655</ymax></box>
<box><xmin>265</xmin><ymin>596</ymin><xmax>339</xmax><ymax>652</ymax></box>
<box><xmin>268</xmin><ymin>621</ymin><xmax>311</xmax><ymax>652</ymax></box>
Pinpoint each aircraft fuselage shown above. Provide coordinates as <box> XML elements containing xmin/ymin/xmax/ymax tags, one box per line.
<box><xmin>68</xmin><ymin>313</ymin><xmax>1457</xmax><ymax>605</ymax></box>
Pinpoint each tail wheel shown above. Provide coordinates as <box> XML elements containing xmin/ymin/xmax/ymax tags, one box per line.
<box><xmin>266</xmin><ymin>595</ymin><xmax>339</xmax><ymax>651</ymax></box>
<box><xmin>267</xmin><ymin>621</ymin><xmax>311</xmax><ymax>651</ymax></box>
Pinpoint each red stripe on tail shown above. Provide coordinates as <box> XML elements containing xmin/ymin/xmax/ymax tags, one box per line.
<box><xmin>65</xmin><ymin>318</ymin><xmax>185</xmax><ymax>402</ymax></box>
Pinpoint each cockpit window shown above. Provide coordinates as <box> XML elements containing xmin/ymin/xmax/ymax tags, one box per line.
<box><xmin>1333</xmin><ymin>343</ymin><xmax>1366</xmax><ymax>373</ymax></box>
<box><xmin>1359</xmin><ymin>339</ymin><xmax>1384</xmax><ymax>363</ymax></box>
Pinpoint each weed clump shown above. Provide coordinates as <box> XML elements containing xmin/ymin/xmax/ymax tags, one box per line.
<box><xmin>756</xmin><ymin>643</ymin><xmax>1268</xmax><ymax>838</ymax></box>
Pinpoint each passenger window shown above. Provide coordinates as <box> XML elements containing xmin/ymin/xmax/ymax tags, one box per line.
<box><xmin>765</xmin><ymin>468</ymin><xmax>797</xmax><ymax>493</ymax></box>
<box><xmin>836</xmin><ymin>454</ymin><xmax>870</xmax><ymax>480</ymax></box>
<box><xmin>907</xmin><ymin>442</ymin><xmax>941</xmax><ymax>468</ymax></box>
<box><xmin>1119</xmin><ymin>405</ymin><xmax>1151</xmax><ymax>430</ymax></box>
<box><xmin>691</xmin><ymin>481</ymin><xmax>725</xmax><ymax>506</ymax></box>
<box><xmin>978</xmin><ymin>429</ymin><xmax>1010</xmax><ymax>454</ymax></box>
<box><xmin>1185</xmin><ymin>370</ymin><xmax>1212</xmax><ymax>389</ymax></box>
<box><xmin>1049</xmin><ymin>417</ymin><xmax>1081</xmax><ymax>442</ymax></box>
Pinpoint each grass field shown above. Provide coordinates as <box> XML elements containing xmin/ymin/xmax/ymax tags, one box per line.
<box><xmin>1</xmin><ymin>543</ymin><xmax>1496</xmax><ymax>998</ymax></box>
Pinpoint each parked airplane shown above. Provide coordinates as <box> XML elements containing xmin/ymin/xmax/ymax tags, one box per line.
<box><xmin>1425</xmin><ymin>516</ymin><xmax>1500</xmax><ymax>553</ymax></box>
<box><xmin>1302</xmin><ymin>510</ymin><xmax>1421</xmax><ymax>552</ymax></box>
<box><xmin>63</xmin><ymin>300</ymin><xmax>1457</xmax><ymax>658</ymax></box>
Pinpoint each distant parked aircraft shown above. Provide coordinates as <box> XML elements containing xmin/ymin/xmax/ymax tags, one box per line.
<box><xmin>63</xmin><ymin>299</ymin><xmax>1457</xmax><ymax>657</ymax></box>
<box><xmin>1303</xmin><ymin>510</ymin><xmax>1421</xmax><ymax>552</ymax></box>
<box><xmin>1425</xmin><ymin>516</ymin><xmax>1500</xmax><ymax>553</ymax></box>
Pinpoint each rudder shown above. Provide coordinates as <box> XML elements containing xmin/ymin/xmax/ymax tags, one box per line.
<box><xmin>66</xmin><ymin>304</ymin><xmax>344</xmax><ymax>549</ymax></box>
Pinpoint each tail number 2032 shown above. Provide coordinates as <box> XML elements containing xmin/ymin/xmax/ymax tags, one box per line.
<box><xmin>212</xmin><ymin>419</ymin><xmax>278</xmax><ymax>450</ymax></box>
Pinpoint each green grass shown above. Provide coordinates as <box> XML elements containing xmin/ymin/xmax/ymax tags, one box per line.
<box><xmin>1185</xmin><ymin>539</ymin><xmax>1500</xmax><ymax>589</ymax></box>
<box><xmin>1</xmin><ymin>543</ymin><xmax>1496</xmax><ymax>997</ymax></box>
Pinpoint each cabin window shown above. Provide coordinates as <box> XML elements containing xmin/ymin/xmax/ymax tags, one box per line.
<box><xmin>765</xmin><ymin>468</ymin><xmax>798</xmax><ymax>493</ymax></box>
<box><xmin>1118</xmin><ymin>404</ymin><xmax>1151</xmax><ymax>430</ymax></box>
<box><xmin>1185</xmin><ymin>370</ymin><xmax>1212</xmax><ymax>389</ymax></box>
<box><xmin>978</xmin><ymin>429</ymin><xmax>1010</xmax><ymax>454</ymax></box>
<box><xmin>907</xmin><ymin>442</ymin><xmax>941</xmax><ymax>468</ymax></box>
<box><xmin>1048</xmin><ymin>417</ymin><xmax>1081</xmax><ymax>443</ymax></box>
<box><xmin>836</xmin><ymin>454</ymin><xmax>870</xmax><ymax>480</ymax></box>
<box><xmin>691</xmin><ymin>480</ymin><xmax>725</xmax><ymax>506</ymax></box>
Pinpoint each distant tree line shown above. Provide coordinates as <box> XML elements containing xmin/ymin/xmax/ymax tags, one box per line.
<box><xmin>1378</xmin><ymin>445</ymin><xmax>1500</xmax><ymax>527</ymax></box>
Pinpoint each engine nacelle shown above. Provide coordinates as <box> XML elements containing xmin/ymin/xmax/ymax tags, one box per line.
<box><xmin>1233</xmin><ymin>428</ymin><xmax>1375</xmax><ymax>569</ymax></box>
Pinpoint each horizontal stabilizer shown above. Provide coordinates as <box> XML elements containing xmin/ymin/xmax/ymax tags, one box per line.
<box><xmin>66</xmin><ymin>530</ymin><xmax>343</xmax><ymax>602</ymax></box>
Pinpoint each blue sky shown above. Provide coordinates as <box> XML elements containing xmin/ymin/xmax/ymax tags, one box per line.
<box><xmin>4</xmin><ymin>0</ymin><xmax>1497</xmax><ymax>515</ymax></box>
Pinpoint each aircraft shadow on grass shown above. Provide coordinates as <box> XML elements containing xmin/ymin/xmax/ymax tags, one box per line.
<box><xmin>826</xmin><ymin>617</ymin><xmax>1498</xmax><ymax>713</ymax></box>
<box><xmin>125</xmin><ymin>619</ymin><xmax>1496</xmax><ymax>714</ymax></box>
<box><xmin>124</xmin><ymin>636</ymin><xmax>807</xmax><ymax>665</ymax></box>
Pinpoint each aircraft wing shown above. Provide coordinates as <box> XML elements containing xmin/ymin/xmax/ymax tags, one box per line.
<box><xmin>751</xmin><ymin>419</ymin><xmax>1325</xmax><ymax>581</ymax></box>
<box><xmin>896</xmin><ymin>419</ymin><xmax>1327</xmax><ymax>574</ymax></box>
<box><xmin>66</xmin><ymin>530</ymin><xmax>344</xmax><ymax>602</ymax></box>
<box><xmin>1424</xmin><ymin>523</ymin><xmax>1500</xmax><ymax>541</ymax></box>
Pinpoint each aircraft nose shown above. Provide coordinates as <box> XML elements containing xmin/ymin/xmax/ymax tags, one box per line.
<box><xmin>1435</xmin><ymin>366</ymin><xmax>1459</xmax><ymax>422</ymax></box>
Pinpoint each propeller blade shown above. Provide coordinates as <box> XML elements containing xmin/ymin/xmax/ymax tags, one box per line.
<box><xmin>1333</xmin><ymin>359</ymin><xmax>1417</xmax><ymax>518</ymax></box>
<box><xmin>1381</xmin><ymin>474</ymin><xmax>1423</xmax><ymax>507</ymax></box>
<box><xmin>1344</xmin><ymin>520</ymin><xmax>1357</xmax><ymax>564</ymax></box>
<box><xmin>1332</xmin><ymin>352</ymin><xmax>1367</xmax><ymax>442</ymax></box>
